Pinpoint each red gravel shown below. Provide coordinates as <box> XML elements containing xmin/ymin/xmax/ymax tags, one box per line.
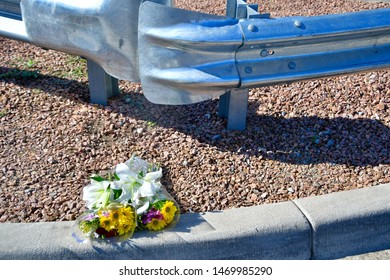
<box><xmin>0</xmin><ymin>0</ymin><xmax>389</xmax><ymax>223</ymax></box>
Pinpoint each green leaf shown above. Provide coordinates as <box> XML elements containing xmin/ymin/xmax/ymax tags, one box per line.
<box><xmin>26</xmin><ymin>59</ymin><xmax>35</xmax><ymax>68</ymax></box>
<box><xmin>90</xmin><ymin>175</ymin><xmax>105</xmax><ymax>182</ymax></box>
<box><xmin>113</xmin><ymin>189</ymin><xmax>122</xmax><ymax>200</ymax></box>
<box><xmin>113</xmin><ymin>173</ymin><xmax>120</xmax><ymax>181</ymax></box>
<box><xmin>135</xmin><ymin>215</ymin><xmax>148</xmax><ymax>231</ymax></box>
<box><xmin>153</xmin><ymin>200</ymin><xmax>166</xmax><ymax>210</ymax></box>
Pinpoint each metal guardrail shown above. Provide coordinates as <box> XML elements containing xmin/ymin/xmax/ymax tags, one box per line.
<box><xmin>0</xmin><ymin>0</ymin><xmax>124</xmax><ymax>105</ymax></box>
<box><xmin>138</xmin><ymin>0</ymin><xmax>390</xmax><ymax>129</ymax></box>
<box><xmin>0</xmin><ymin>0</ymin><xmax>173</xmax><ymax>106</ymax></box>
<box><xmin>1</xmin><ymin>0</ymin><xmax>390</xmax><ymax>130</ymax></box>
<box><xmin>0</xmin><ymin>0</ymin><xmax>21</xmax><ymax>19</ymax></box>
<box><xmin>0</xmin><ymin>0</ymin><xmax>26</xmax><ymax>42</ymax></box>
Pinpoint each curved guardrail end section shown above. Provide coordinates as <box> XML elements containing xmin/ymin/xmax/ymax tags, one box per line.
<box><xmin>138</xmin><ymin>1</ymin><xmax>243</xmax><ymax>105</ymax></box>
<box><xmin>20</xmin><ymin>0</ymin><xmax>144</xmax><ymax>81</ymax></box>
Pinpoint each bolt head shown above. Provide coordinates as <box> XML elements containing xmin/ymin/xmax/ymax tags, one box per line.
<box><xmin>288</xmin><ymin>62</ymin><xmax>296</xmax><ymax>69</ymax></box>
<box><xmin>247</xmin><ymin>24</ymin><xmax>257</xmax><ymax>32</ymax></box>
<box><xmin>294</xmin><ymin>20</ymin><xmax>303</xmax><ymax>28</ymax></box>
<box><xmin>244</xmin><ymin>67</ymin><xmax>253</xmax><ymax>74</ymax></box>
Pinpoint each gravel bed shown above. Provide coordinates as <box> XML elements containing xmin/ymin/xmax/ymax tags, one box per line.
<box><xmin>0</xmin><ymin>0</ymin><xmax>389</xmax><ymax>223</ymax></box>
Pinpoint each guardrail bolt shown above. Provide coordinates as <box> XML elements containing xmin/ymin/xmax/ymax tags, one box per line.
<box><xmin>247</xmin><ymin>24</ymin><xmax>257</xmax><ymax>32</ymax></box>
<box><xmin>288</xmin><ymin>61</ymin><xmax>296</xmax><ymax>69</ymax></box>
<box><xmin>294</xmin><ymin>20</ymin><xmax>303</xmax><ymax>28</ymax></box>
<box><xmin>260</xmin><ymin>50</ymin><xmax>268</xmax><ymax>57</ymax></box>
<box><xmin>244</xmin><ymin>67</ymin><xmax>253</xmax><ymax>74</ymax></box>
<box><xmin>260</xmin><ymin>50</ymin><xmax>274</xmax><ymax>57</ymax></box>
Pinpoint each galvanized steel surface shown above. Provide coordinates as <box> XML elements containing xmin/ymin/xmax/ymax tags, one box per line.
<box><xmin>1</xmin><ymin>0</ymin><xmax>390</xmax><ymax>106</ymax></box>
<box><xmin>138</xmin><ymin>2</ymin><xmax>243</xmax><ymax>105</ymax></box>
<box><xmin>237</xmin><ymin>9</ymin><xmax>390</xmax><ymax>88</ymax></box>
<box><xmin>0</xmin><ymin>14</ymin><xmax>28</xmax><ymax>41</ymax></box>
<box><xmin>0</xmin><ymin>0</ymin><xmax>21</xmax><ymax>19</ymax></box>
<box><xmin>20</xmin><ymin>0</ymin><xmax>145</xmax><ymax>81</ymax></box>
<box><xmin>18</xmin><ymin>0</ymin><xmax>174</xmax><ymax>82</ymax></box>
<box><xmin>138</xmin><ymin>1</ymin><xmax>390</xmax><ymax>104</ymax></box>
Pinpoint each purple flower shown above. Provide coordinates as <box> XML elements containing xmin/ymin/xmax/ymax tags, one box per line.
<box><xmin>84</xmin><ymin>213</ymin><xmax>98</xmax><ymax>221</ymax></box>
<box><xmin>141</xmin><ymin>207</ymin><xmax>163</xmax><ymax>224</ymax></box>
<box><xmin>100</xmin><ymin>210</ymin><xmax>110</xmax><ymax>218</ymax></box>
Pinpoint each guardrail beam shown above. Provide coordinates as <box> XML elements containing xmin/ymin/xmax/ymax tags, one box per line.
<box><xmin>139</xmin><ymin>2</ymin><xmax>390</xmax><ymax>131</ymax></box>
<box><xmin>1</xmin><ymin>0</ymin><xmax>390</xmax><ymax>131</ymax></box>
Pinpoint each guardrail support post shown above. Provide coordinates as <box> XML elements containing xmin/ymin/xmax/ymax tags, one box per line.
<box><xmin>218</xmin><ymin>0</ymin><xmax>249</xmax><ymax>130</ymax></box>
<box><xmin>87</xmin><ymin>59</ymin><xmax>119</xmax><ymax>106</ymax></box>
<box><xmin>219</xmin><ymin>88</ymin><xmax>249</xmax><ymax>131</ymax></box>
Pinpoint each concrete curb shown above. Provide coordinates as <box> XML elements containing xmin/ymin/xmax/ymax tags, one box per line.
<box><xmin>0</xmin><ymin>183</ymin><xmax>389</xmax><ymax>260</ymax></box>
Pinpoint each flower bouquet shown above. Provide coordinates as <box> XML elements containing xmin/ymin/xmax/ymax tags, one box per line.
<box><xmin>73</xmin><ymin>156</ymin><xmax>180</xmax><ymax>241</ymax></box>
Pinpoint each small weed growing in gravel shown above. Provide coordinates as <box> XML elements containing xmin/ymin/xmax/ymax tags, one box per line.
<box><xmin>26</xmin><ymin>59</ymin><xmax>36</xmax><ymax>68</ymax></box>
<box><xmin>49</xmin><ymin>55</ymin><xmax>86</xmax><ymax>79</ymax></box>
<box><xmin>311</xmin><ymin>135</ymin><xmax>321</xmax><ymax>145</ymax></box>
<box><xmin>66</xmin><ymin>55</ymin><xmax>87</xmax><ymax>79</ymax></box>
<box><xmin>0</xmin><ymin>110</ymin><xmax>7</xmax><ymax>118</ymax></box>
<box><xmin>146</xmin><ymin>120</ymin><xmax>157</xmax><ymax>128</ymax></box>
<box><xmin>71</xmin><ymin>66</ymin><xmax>86</xmax><ymax>79</ymax></box>
<box><xmin>13</xmin><ymin>57</ymin><xmax>36</xmax><ymax>68</ymax></box>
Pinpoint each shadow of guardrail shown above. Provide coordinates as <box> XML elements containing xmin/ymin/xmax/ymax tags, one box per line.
<box><xmin>145</xmin><ymin>107</ymin><xmax>390</xmax><ymax>167</ymax></box>
<box><xmin>113</xmin><ymin>88</ymin><xmax>390</xmax><ymax>167</ymax></box>
<box><xmin>0</xmin><ymin>66</ymin><xmax>90</xmax><ymax>101</ymax></box>
<box><xmin>1</xmin><ymin>67</ymin><xmax>389</xmax><ymax>167</ymax></box>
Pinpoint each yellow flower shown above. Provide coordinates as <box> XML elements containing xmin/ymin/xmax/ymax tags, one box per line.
<box><xmin>161</xmin><ymin>200</ymin><xmax>177</xmax><ymax>224</ymax></box>
<box><xmin>112</xmin><ymin>211</ymin><xmax>120</xmax><ymax>222</ymax></box>
<box><xmin>98</xmin><ymin>210</ymin><xmax>115</xmax><ymax>232</ymax></box>
<box><xmin>118</xmin><ymin>206</ymin><xmax>134</xmax><ymax>220</ymax></box>
<box><xmin>98</xmin><ymin>206</ymin><xmax>136</xmax><ymax>236</ymax></box>
<box><xmin>117</xmin><ymin>223</ymin><xmax>133</xmax><ymax>235</ymax></box>
<box><xmin>117</xmin><ymin>207</ymin><xmax>136</xmax><ymax>235</ymax></box>
<box><xmin>146</xmin><ymin>218</ymin><xmax>167</xmax><ymax>231</ymax></box>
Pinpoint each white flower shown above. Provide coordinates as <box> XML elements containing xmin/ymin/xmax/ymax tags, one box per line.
<box><xmin>82</xmin><ymin>177</ymin><xmax>121</xmax><ymax>210</ymax></box>
<box><xmin>133</xmin><ymin>197</ymin><xmax>153</xmax><ymax>215</ymax></box>
<box><xmin>115</xmin><ymin>159</ymin><xmax>162</xmax><ymax>213</ymax></box>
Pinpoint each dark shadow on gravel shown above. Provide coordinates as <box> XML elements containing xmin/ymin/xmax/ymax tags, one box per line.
<box><xmin>114</xmin><ymin>92</ymin><xmax>389</xmax><ymax>167</ymax></box>
<box><xmin>116</xmin><ymin>93</ymin><xmax>390</xmax><ymax>167</ymax></box>
<box><xmin>2</xmin><ymin>69</ymin><xmax>389</xmax><ymax>167</ymax></box>
<box><xmin>0</xmin><ymin>66</ymin><xmax>90</xmax><ymax>102</ymax></box>
<box><xmin>176</xmin><ymin>114</ymin><xmax>389</xmax><ymax>167</ymax></box>
<box><xmin>242</xmin><ymin>114</ymin><xmax>389</xmax><ymax>166</ymax></box>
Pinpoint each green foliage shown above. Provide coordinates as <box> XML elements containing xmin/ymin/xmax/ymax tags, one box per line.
<box><xmin>26</xmin><ymin>59</ymin><xmax>35</xmax><ymax>68</ymax></box>
<box><xmin>90</xmin><ymin>175</ymin><xmax>105</xmax><ymax>182</ymax></box>
<box><xmin>152</xmin><ymin>200</ymin><xmax>167</xmax><ymax>210</ymax></box>
<box><xmin>146</xmin><ymin>120</ymin><xmax>157</xmax><ymax>128</ymax></box>
<box><xmin>112</xmin><ymin>189</ymin><xmax>122</xmax><ymax>200</ymax></box>
<box><xmin>66</xmin><ymin>55</ymin><xmax>87</xmax><ymax>79</ymax></box>
<box><xmin>90</xmin><ymin>172</ymin><xmax>120</xmax><ymax>182</ymax></box>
